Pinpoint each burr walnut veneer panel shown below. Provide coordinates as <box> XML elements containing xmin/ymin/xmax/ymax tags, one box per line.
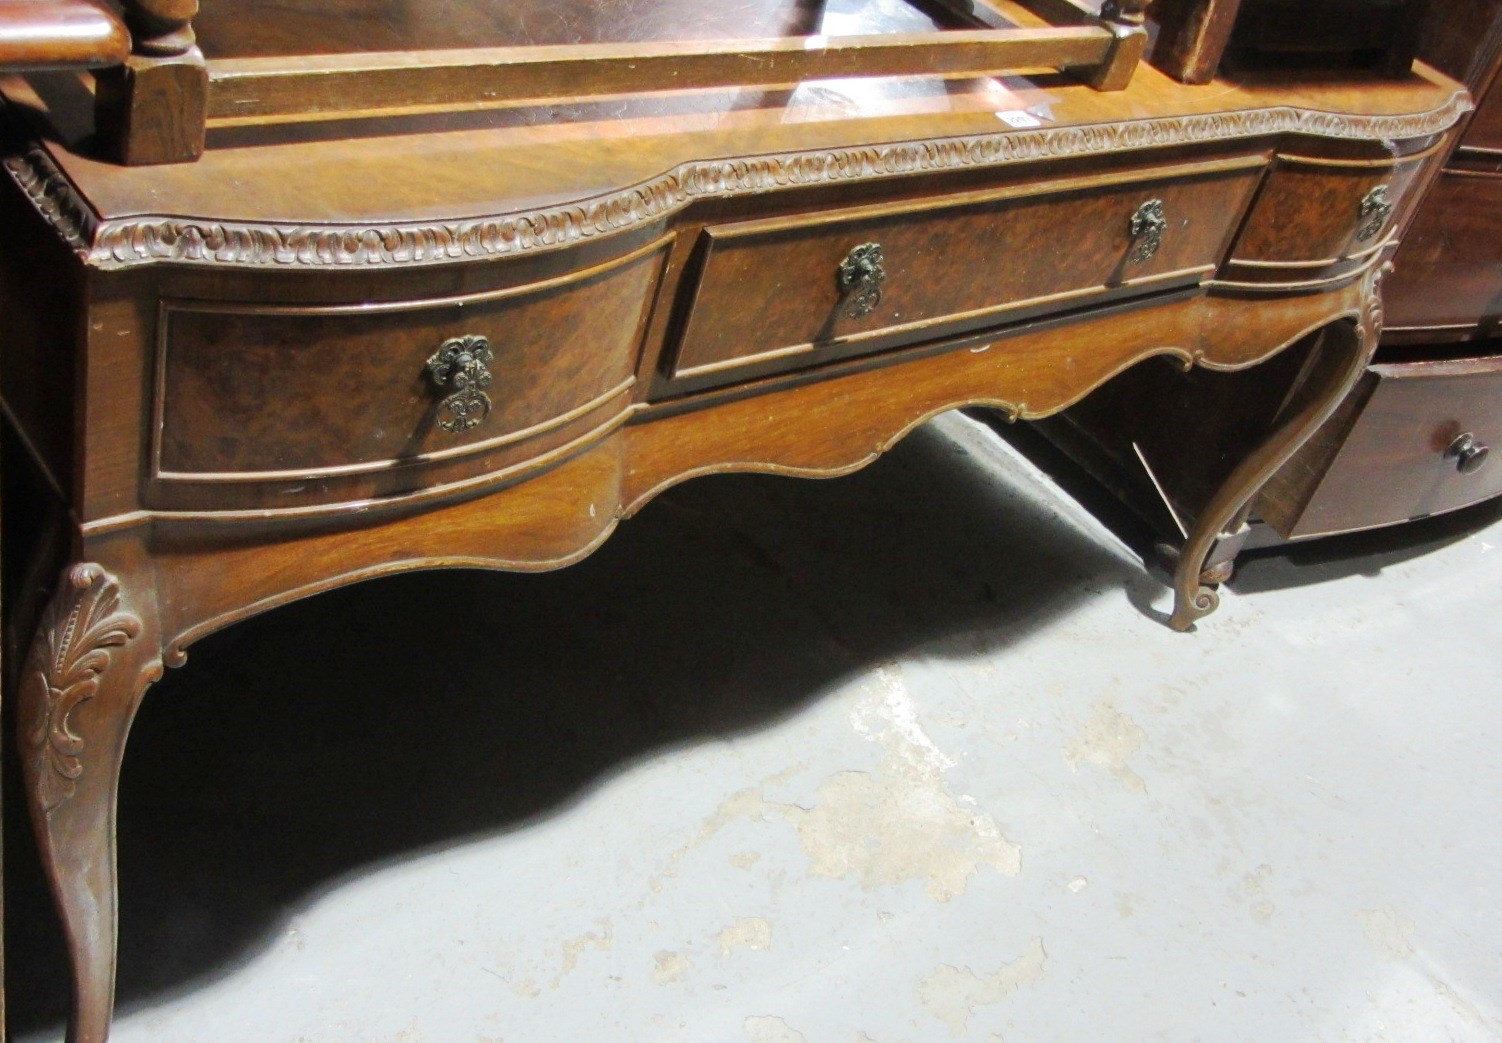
<box><xmin>1230</xmin><ymin>150</ymin><xmax>1432</xmax><ymax>265</ymax></box>
<box><xmin>671</xmin><ymin>157</ymin><xmax>1264</xmax><ymax>384</ymax></box>
<box><xmin>153</xmin><ymin>239</ymin><xmax>669</xmax><ymax>509</ymax></box>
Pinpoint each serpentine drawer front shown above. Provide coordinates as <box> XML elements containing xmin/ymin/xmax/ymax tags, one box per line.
<box><xmin>1285</xmin><ymin>355</ymin><xmax>1502</xmax><ymax>538</ymax></box>
<box><xmin>150</xmin><ymin>239</ymin><xmax>669</xmax><ymax>511</ymax></box>
<box><xmin>1230</xmin><ymin>151</ymin><xmax>1432</xmax><ymax>268</ymax></box>
<box><xmin>668</xmin><ymin>156</ymin><xmax>1266</xmax><ymax>388</ymax></box>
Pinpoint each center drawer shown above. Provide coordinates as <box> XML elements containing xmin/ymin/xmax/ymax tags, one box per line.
<box><xmin>667</xmin><ymin>156</ymin><xmax>1266</xmax><ymax>386</ymax></box>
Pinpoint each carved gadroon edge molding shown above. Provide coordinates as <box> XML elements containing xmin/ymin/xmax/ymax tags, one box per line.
<box><xmin>3</xmin><ymin>95</ymin><xmax>1471</xmax><ymax>271</ymax></box>
<box><xmin>19</xmin><ymin>564</ymin><xmax>144</xmax><ymax>813</ymax></box>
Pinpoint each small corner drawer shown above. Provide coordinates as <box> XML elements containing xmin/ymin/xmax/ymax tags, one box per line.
<box><xmin>1286</xmin><ymin>354</ymin><xmax>1502</xmax><ymax>538</ymax></box>
<box><xmin>151</xmin><ymin>239</ymin><xmax>668</xmax><ymax>507</ymax></box>
<box><xmin>1230</xmin><ymin>151</ymin><xmax>1432</xmax><ymax>267</ymax></box>
<box><xmin>667</xmin><ymin>157</ymin><xmax>1265</xmax><ymax>385</ymax></box>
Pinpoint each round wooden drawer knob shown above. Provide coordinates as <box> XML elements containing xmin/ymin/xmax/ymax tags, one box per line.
<box><xmin>1448</xmin><ymin>432</ymin><xmax>1490</xmax><ymax>475</ymax></box>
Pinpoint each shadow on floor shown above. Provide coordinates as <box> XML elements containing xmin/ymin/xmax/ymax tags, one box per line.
<box><xmin>978</xmin><ymin>406</ymin><xmax>1502</xmax><ymax>599</ymax></box>
<box><xmin>4</xmin><ymin>419</ymin><xmax>1160</xmax><ymax>1040</ymax></box>
<box><xmin>1231</xmin><ymin>497</ymin><xmax>1502</xmax><ymax>593</ymax></box>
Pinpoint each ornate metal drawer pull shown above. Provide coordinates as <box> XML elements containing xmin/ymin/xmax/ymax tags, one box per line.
<box><xmin>838</xmin><ymin>242</ymin><xmax>887</xmax><ymax>318</ymax></box>
<box><xmin>1129</xmin><ymin>199</ymin><xmax>1167</xmax><ymax>264</ymax></box>
<box><xmin>1356</xmin><ymin>185</ymin><xmax>1394</xmax><ymax>243</ymax></box>
<box><xmin>1447</xmin><ymin>432</ymin><xmax>1490</xmax><ymax>475</ymax></box>
<box><xmin>426</xmin><ymin>334</ymin><xmax>494</xmax><ymax>433</ymax></box>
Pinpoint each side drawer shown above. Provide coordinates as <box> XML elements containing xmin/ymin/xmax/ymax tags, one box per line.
<box><xmin>151</xmin><ymin>238</ymin><xmax>669</xmax><ymax>511</ymax></box>
<box><xmin>1283</xmin><ymin>355</ymin><xmax>1502</xmax><ymax>538</ymax></box>
<box><xmin>667</xmin><ymin>157</ymin><xmax>1265</xmax><ymax>386</ymax></box>
<box><xmin>1230</xmin><ymin>151</ymin><xmax>1432</xmax><ymax>266</ymax></box>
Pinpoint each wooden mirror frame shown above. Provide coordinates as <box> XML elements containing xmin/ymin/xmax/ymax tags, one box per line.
<box><xmin>73</xmin><ymin>0</ymin><xmax>1152</xmax><ymax>166</ymax></box>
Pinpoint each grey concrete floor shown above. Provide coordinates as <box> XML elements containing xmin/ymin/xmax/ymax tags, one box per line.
<box><xmin>6</xmin><ymin>412</ymin><xmax>1501</xmax><ymax>1043</ymax></box>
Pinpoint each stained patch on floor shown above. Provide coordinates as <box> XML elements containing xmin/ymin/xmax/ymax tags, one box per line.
<box><xmin>743</xmin><ymin>1015</ymin><xmax>808</xmax><ymax>1043</ymax></box>
<box><xmin>774</xmin><ymin>769</ymin><xmax>1021</xmax><ymax>902</ymax></box>
<box><xmin>1061</xmin><ymin>698</ymin><xmax>1148</xmax><ymax>794</ymax></box>
<box><xmin>1358</xmin><ymin>907</ymin><xmax>1416</xmax><ymax>961</ymax></box>
<box><xmin>551</xmin><ymin>920</ymin><xmax>613</xmax><ymax>988</ymax></box>
<box><xmin>717</xmin><ymin>917</ymin><xmax>773</xmax><ymax>956</ymax></box>
<box><xmin>651</xmin><ymin>950</ymin><xmax>692</xmax><ymax>985</ymax></box>
<box><xmin>916</xmin><ymin>938</ymin><xmax>1048</xmax><ymax>1036</ymax></box>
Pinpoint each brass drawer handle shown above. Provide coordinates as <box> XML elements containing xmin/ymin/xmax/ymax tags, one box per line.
<box><xmin>1356</xmin><ymin>185</ymin><xmax>1394</xmax><ymax>243</ymax></box>
<box><xmin>1129</xmin><ymin>199</ymin><xmax>1166</xmax><ymax>263</ymax></box>
<box><xmin>838</xmin><ymin>242</ymin><xmax>886</xmax><ymax>318</ymax></box>
<box><xmin>1447</xmin><ymin>432</ymin><xmax>1490</xmax><ymax>475</ymax></box>
<box><xmin>426</xmin><ymin>334</ymin><xmax>494</xmax><ymax>433</ymax></box>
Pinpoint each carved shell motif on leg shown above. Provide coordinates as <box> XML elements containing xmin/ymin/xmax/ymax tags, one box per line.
<box><xmin>1362</xmin><ymin>261</ymin><xmax>1392</xmax><ymax>345</ymax></box>
<box><xmin>19</xmin><ymin>565</ymin><xmax>143</xmax><ymax>813</ymax></box>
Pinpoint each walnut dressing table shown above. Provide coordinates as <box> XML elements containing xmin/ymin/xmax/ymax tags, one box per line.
<box><xmin>0</xmin><ymin>0</ymin><xmax>1468</xmax><ymax>1039</ymax></box>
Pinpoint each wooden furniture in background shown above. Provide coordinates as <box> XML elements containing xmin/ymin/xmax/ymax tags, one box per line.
<box><xmin>1148</xmin><ymin>0</ymin><xmax>1244</xmax><ymax>83</ymax></box>
<box><xmin>0</xmin><ymin>2</ymin><xmax>1468</xmax><ymax>1040</ymax></box>
<box><xmin>1382</xmin><ymin>3</ymin><xmax>1502</xmax><ymax>342</ymax></box>
<box><xmin>1228</xmin><ymin>0</ymin><xmax>1431</xmax><ymax>78</ymax></box>
<box><xmin>1257</xmin><ymin>0</ymin><xmax>1502</xmax><ymax>539</ymax></box>
<box><xmin>1148</xmin><ymin>0</ymin><xmax>1430</xmax><ymax>84</ymax></box>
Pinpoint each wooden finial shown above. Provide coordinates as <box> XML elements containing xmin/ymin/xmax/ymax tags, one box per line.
<box><xmin>95</xmin><ymin>0</ymin><xmax>207</xmax><ymax>164</ymax></box>
<box><xmin>121</xmin><ymin>0</ymin><xmax>200</xmax><ymax>56</ymax></box>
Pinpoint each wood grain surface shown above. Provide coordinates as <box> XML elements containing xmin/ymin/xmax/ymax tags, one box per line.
<box><xmin>0</xmin><ymin>0</ymin><xmax>128</xmax><ymax>72</ymax></box>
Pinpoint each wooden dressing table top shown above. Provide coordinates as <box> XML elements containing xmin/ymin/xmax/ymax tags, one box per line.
<box><xmin>6</xmin><ymin>61</ymin><xmax>1467</xmax><ymax>240</ymax></box>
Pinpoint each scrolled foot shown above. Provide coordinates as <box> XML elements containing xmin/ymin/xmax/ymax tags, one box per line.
<box><xmin>1168</xmin><ymin>584</ymin><xmax>1220</xmax><ymax>632</ymax></box>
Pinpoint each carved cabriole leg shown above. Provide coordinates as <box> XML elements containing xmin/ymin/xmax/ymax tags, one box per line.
<box><xmin>1168</xmin><ymin>269</ymin><xmax>1387</xmax><ymax>631</ymax></box>
<box><xmin>17</xmin><ymin>563</ymin><xmax>163</xmax><ymax>1043</ymax></box>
